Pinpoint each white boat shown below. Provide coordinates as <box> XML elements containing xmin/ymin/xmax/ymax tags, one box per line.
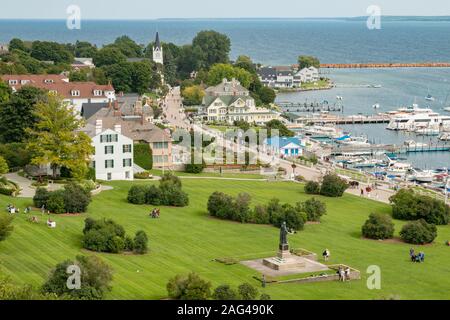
<box><xmin>404</xmin><ymin>140</ymin><xmax>428</xmax><ymax>148</ymax></box>
<box><xmin>336</xmin><ymin>135</ymin><xmax>371</xmax><ymax>147</ymax></box>
<box><xmin>386</xmin><ymin>112</ymin><xmax>450</xmax><ymax>131</ymax></box>
<box><xmin>444</xmin><ymin>107</ymin><xmax>450</xmax><ymax>112</ymax></box>
<box><xmin>415</xmin><ymin>127</ymin><xmax>440</xmax><ymax>136</ymax></box>
<box><xmin>439</xmin><ymin>133</ymin><xmax>450</xmax><ymax>141</ymax></box>
<box><xmin>303</xmin><ymin>125</ymin><xmax>343</xmax><ymax>139</ymax></box>
<box><xmin>372</xmin><ymin>103</ymin><xmax>380</xmax><ymax>109</ymax></box>
<box><xmin>408</xmin><ymin>168</ymin><xmax>434</xmax><ymax>183</ymax></box>
<box><xmin>385</xmin><ymin>161</ymin><xmax>413</xmax><ymax>177</ymax></box>
<box><xmin>425</xmin><ymin>94</ymin><xmax>435</xmax><ymax>102</ymax></box>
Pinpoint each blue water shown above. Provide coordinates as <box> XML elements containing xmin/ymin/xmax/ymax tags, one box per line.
<box><xmin>1</xmin><ymin>19</ymin><xmax>450</xmax><ymax>169</ymax></box>
<box><xmin>1</xmin><ymin>19</ymin><xmax>450</xmax><ymax>64</ymax></box>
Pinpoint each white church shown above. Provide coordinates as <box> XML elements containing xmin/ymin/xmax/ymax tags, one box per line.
<box><xmin>152</xmin><ymin>32</ymin><xmax>163</xmax><ymax>65</ymax></box>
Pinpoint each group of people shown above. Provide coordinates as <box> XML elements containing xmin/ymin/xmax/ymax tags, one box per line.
<box><xmin>409</xmin><ymin>248</ymin><xmax>425</xmax><ymax>263</ymax></box>
<box><xmin>6</xmin><ymin>204</ymin><xmax>19</xmax><ymax>214</ymax></box>
<box><xmin>150</xmin><ymin>208</ymin><xmax>161</xmax><ymax>219</ymax></box>
<box><xmin>337</xmin><ymin>266</ymin><xmax>352</xmax><ymax>281</ymax></box>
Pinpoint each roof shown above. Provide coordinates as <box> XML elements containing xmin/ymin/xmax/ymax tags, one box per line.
<box><xmin>266</xmin><ymin>137</ymin><xmax>302</xmax><ymax>148</ymax></box>
<box><xmin>81</xmin><ymin>102</ymin><xmax>110</xmax><ymax>120</ymax></box>
<box><xmin>203</xmin><ymin>95</ymin><xmax>251</xmax><ymax>108</ymax></box>
<box><xmin>83</xmin><ymin>107</ymin><xmax>170</xmax><ymax>143</ymax></box>
<box><xmin>257</xmin><ymin>67</ymin><xmax>277</xmax><ymax>79</ymax></box>
<box><xmin>155</xmin><ymin>32</ymin><xmax>161</xmax><ymax>49</ymax></box>
<box><xmin>2</xmin><ymin>75</ymin><xmax>114</xmax><ymax>99</ymax></box>
<box><xmin>205</xmin><ymin>78</ymin><xmax>249</xmax><ymax>96</ymax></box>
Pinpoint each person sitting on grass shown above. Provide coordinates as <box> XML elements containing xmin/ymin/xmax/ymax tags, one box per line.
<box><xmin>409</xmin><ymin>248</ymin><xmax>415</xmax><ymax>262</ymax></box>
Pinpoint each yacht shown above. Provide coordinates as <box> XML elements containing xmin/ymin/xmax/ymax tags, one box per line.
<box><xmin>385</xmin><ymin>161</ymin><xmax>413</xmax><ymax>177</ymax></box>
<box><xmin>404</xmin><ymin>140</ymin><xmax>428</xmax><ymax>148</ymax></box>
<box><xmin>415</xmin><ymin>127</ymin><xmax>440</xmax><ymax>136</ymax></box>
<box><xmin>336</xmin><ymin>135</ymin><xmax>371</xmax><ymax>147</ymax></box>
<box><xmin>407</xmin><ymin>168</ymin><xmax>435</xmax><ymax>183</ymax></box>
<box><xmin>425</xmin><ymin>94</ymin><xmax>435</xmax><ymax>102</ymax></box>
<box><xmin>303</xmin><ymin>125</ymin><xmax>342</xmax><ymax>139</ymax></box>
<box><xmin>439</xmin><ymin>133</ymin><xmax>450</xmax><ymax>141</ymax></box>
<box><xmin>386</xmin><ymin>112</ymin><xmax>450</xmax><ymax>131</ymax></box>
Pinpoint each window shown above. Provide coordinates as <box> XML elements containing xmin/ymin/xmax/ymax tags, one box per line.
<box><xmin>71</xmin><ymin>90</ymin><xmax>80</xmax><ymax>97</ymax></box>
<box><xmin>123</xmin><ymin>158</ymin><xmax>132</xmax><ymax>167</ymax></box>
<box><xmin>153</xmin><ymin>142</ymin><xmax>168</xmax><ymax>149</ymax></box>
<box><xmin>153</xmin><ymin>155</ymin><xmax>169</xmax><ymax>163</ymax></box>
<box><xmin>93</xmin><ymin>90</ymin><xmax>103</xmax><ymax>96</ymax></box>
<box><xmin>100</xmin><ymin>134</ymin><xmax>118</xmax><ymax>143</ymax></box>
<box><xmin>9</xmin><ymin>80</ymin><xmax>18</xmax><ymax>85</ymax></box>
<box><xmin>105</xmin><ymin>145</ymin><xmax>114</xmax><ymax>154</ymax></box>
<box><xmin>105</xmin><ymin>160</ymin><xmax>114</xmax><ymax>168</ymax></box>
<box><xmin>123</xmin><ymin>144</ymin><xmax>132</xmax><ymax>153</ymax></box>
<box><xmin>21</xmin><ymin>80</ymin><xmax>30</xmax><ymax>85</ymax></box>
<box><xmin>44</xmin><ymin>79</ymin><xmax>54</xmax><ymax>84</ymax></box>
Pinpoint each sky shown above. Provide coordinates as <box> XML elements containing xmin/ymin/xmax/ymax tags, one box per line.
<box><xmin>0</xmin><ymin>0</ymin><xmax>449</xmax><ymax>19</ymax></box>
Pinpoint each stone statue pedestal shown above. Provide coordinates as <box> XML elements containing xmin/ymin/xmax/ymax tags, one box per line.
<box><xmin>263</xmin><ymin>249</ymin><xmax>306</xmax><ymax>271</ymax></box>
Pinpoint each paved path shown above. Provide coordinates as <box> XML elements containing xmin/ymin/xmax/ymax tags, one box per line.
<box><xmin>4</xmin><ymin>172</ymin><xmax>36</xmax><ymax>198</ymax></box>
<box><xmin>163</xmin><ymin>87</ymin><xmax>190</xmax><ymax>130</ymax></box>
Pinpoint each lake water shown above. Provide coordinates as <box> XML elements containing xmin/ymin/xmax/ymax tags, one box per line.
<box><xmin>1</xmin><ymin>19</ymin><xmax>450</xmax><ymax>168</ymax></box>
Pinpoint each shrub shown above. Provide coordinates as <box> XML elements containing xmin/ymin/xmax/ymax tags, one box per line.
<box><xmin>278</xmin><ymin>204</ymin><xmax>306</xmax><ymax>231</ymax></box>
<box><xmin>133</xmin><ymin>230</ymin><xmax>149</xmax><ymax>254</ymax></box>
<box><xmin>127</xmin><ymin>185</ymin><xmax>148</xmax><ymax>205</ymax></box>
<box><xmin>145</xmin><ymin>185</ymin><xmax>162</xmax><ymax>205</ymax></box>
<box><xmin>0</xmin><ymin>213</ymin><xmax>14</xmax><ymax>241</ymax></box>
<box><xmin>133</xmin><ymin>143</ymin><xmax>153</xmax><ymax>170</ymax></box>
<box><xmin>304</xmin><ymin>181</ymin><xmax>320</xmax><ymax>194</ymax></box>
<box><xmin>213</xmin><ymin>285</ymin><xmax>239</xmax><ymax>300</ymax></box>
<box><xmin>134</xmin><ymin>171</ymin><xmax>152</xmax><ymax>179</ymax></box>
<box><xmin>390</xmin><ymin>189</ymin><xmax>449</xmax><ymax>225</ymax></box>
<box><xmin>362</xmin><ymin>213</ymin><xmax>395</xmax><ymax>240</ymax></box>
<box><xmin>42</xmin><ymin>255</ymin><xmax>112</xmax><ymax>300</ymax></box>
<box><xmin>185</xmin><ymin>163</ymin><xmax>205</xmax><ymax>174</ymax></box>
<box><xmin>46</xmin><ymin>190</ymin><xmax>65</xmax><ymax>214</ymax></box>
<box><xmin>207</xmin><ymin>192</ymin><xmax>235</xmax><ymax>219</ymax></box>
<box><xmin>33</xmin><ymin>187</ymin><xmax>50</xmax><ymax>208</ymax></box>
<box><xmin>251</xmin><ymin>204</ymin><xmax>270</xmax><ymax>224</ymax></box>
<box><xmin>400</xmin><ymin>219</ymin><xmax>437</xmax><ymax>245</ymax></box>
<box><xmin>82</xmin><ymin>218</ymin><xmax>137</xmax><ymax>254</ymax></box>
<box><xmin>301</xmin><ymin>198</ymin><xmax>327</xmax><ymax>222</ymax></box>
<box><xmin>63</xmin><ymin>183</ymin><xmax>91</xmax><ymax>213</ymax></box>
<box><xmin>320</xmin><ymin>174</ymin><xmax>348</xmax><ymax>197</ymax></box>
<box><xmin>0</xmin><ymin>187</ymin><xmax>14</xmax><ymax>196</ymax></box>
<box><xmin>260</xmin><ymin>293</ymin><xmax>271</xmax><ymax>300</ymax></box>
<box><xmin>232</xmin><ymin>193</ymin><xmax>252</xmax><ymax>223</ymax></box>
<box><xmin>238</xmin><ymin>283</ymin><xmax>259</xmax><ymax>300</ymax></box>
<box><xmin>0</xmin><ymin>156</ymin><xmax>8</xmax><ymax>175</ymax></box>
<box><xmin>167</xmin><ymin>273</ymin><xmax>212</xmax><ymax>300</ymax></box>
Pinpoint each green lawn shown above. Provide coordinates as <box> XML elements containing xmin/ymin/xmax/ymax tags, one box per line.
<box><xmin>0</xmin><ymin>179</ymin><xmax>449</xmax><ymax>300</ymax></box>
<box><xmin>149</xmin><ymin>169</ymin><xmax>265</xmax><ymax>180</ymax></box>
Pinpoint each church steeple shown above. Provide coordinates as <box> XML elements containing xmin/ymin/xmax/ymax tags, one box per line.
<box><xmin>152</xmin><ymin>32</ymin><xmax>163</xmax><ymax>65</ymax></box>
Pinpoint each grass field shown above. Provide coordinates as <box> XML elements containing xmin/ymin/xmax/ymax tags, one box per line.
<box><xmin>0</xmin><ymin>179</ymin><xmax>449</xmax><ymax>300</ymax></box>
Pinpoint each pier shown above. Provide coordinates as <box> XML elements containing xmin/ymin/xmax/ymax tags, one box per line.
<box><xmin>331</xmin><ymin>144</ymin><xmax>450</xmax><ymax>156</ymax></box>
<box><xmin>321</xmin><ymin>62</ymin><xmax>450</xmax><ymax>69</ymax></box>
<box><xmin>288</xmin><ymin>114</ymin><xmax>391</xmax><ymax>126</ymax></box>
<box><xmin>278</xmin><ymin>101</ymin><xmax>343</xmax><ymax>113</ymax></box>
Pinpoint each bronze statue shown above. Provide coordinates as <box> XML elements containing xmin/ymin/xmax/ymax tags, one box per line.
<box><xmin>279</xmin><ymin>221</ymin><xmax>290</xmax><ymax>251</ymax></box>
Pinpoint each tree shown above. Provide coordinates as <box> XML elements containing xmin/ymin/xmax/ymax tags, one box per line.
<box><xmin>182</xmin><ymin>85</ymin><xmax>205</xmax><ymax>106</ymax></box>
<box><xmin>320</xmin><ymin>174</ymin><xmax>348</xmax><ymax>197</ymax></box>
<box><xmin>133</xmin><ymin>230</ymin><xmax>149</xmax><ymax>254</ymax></box>
<box><xmin>400</xmin><ymin>219</ymin><xmax>437</xmax><ymax>245</ymax></box>
<box><xmin>26</xmin><ymin>94</ymin><xmax>94</xmax><ymax>179</ymax></box>
<box><xmin>108</xmin><ymin>36</ymin><xmax>142</xmax><ymax>58</ymax></box>
<box><xmin>234</xmin><ymin>55</ymin><xmax>256</xmax><ymax>73</ymax></box>
<box><xmin>9</xmin><ymin>38</ymin><xmax>28</xmax><ymax>52</ymax></box>
<box><xmin>207</xmin><ymin>64</ymin><xmax>253</xmax><ymax>88</ymax></box>
<box><xmin>265</xmin><ymin>119</ymin><xmax>294</xmax><ymax>138</ymax></box>
<box><xmin>94</xmin><ymin>47</ymin><xmax>127</xmax><ymax>67</ymax></box>
<box><xmin>0</xmin><ymin>156</ymin><xmax>8</xmax><ymax>175</ymax></box>
<box><xmin>237</xmin><ymin>283</ymin><xmax>259</xmax><ymax>300</ymax></box>
<box><xmin>0</xmin><ymin>82</ymin><xmax>12</xmax><ymax>104</ymax></box>
<box><xmin>390</xmin><ymin>189</ymin><xmax>449</xmax><ymax>225</ymax></box>
<box><xmin>31</xmin><ymin>41</ymin><xmax>73</xmax><ymax>64</ymax></box>
<box><xmin>298</xmin><ymin>55</ymin><xmax>320</xmax><ymax>69</ymax></box>
<box><xmin>0</xmin><ymin>86</ymin><xmax>47</xmax><ymax>143</ymax></box>
<box><xmin>192</xmin><ymin>31</ymin><xmax>231</xmax><ymax>69</ymax></box>
<box><xmin>167</xmin><ymin>272</ymin><xmax>212</xmax><ymax>300</ymax></box>
<box><xmin>176</xmin><ymin>45</ymin><xmax>203</xmax><ymax>79</ymax></box>
<box><xmin>42</xmin><ymin>255</ymin><xmax>113</xmax><ymax>300</ymax></box>
<box><xmin>131</xmin><ymin>60</ymin><xmax>160</xmax><ymax>94</ymax></box>
<box><xmin>304</xmin><ymin>181</ymin><xmax>320</xmax><ymax>194</ymax></box>
<box><xmin>301</xmin><ymin>198</ymin><xmax>327</xmax><ymax>222</ymax></box>
<box><xmin>63</xmin><ymin>183</ymin><xmax>92</xmax><ymax>213</ymax></box>
<box><xmin>69</xmin><ymin>70</ymin><xmax>88</xmax><ymax>82</ymax></box>
<box><xmin>362</xmin><ymin>213</ymin><xmax>395</xmax><ymax>240</ymax></box>
<box><xmin>0</xmin><ymin>213</ymin><xmax>14</xmax><ymax>241</ymax></box>
<box><xmin>74</xmin><ymin>41</ymin><xmax>97</xmax><ymax>58</ymax></box>
<box><xmin>102</xmin><ymin>62</ymin><xmax>133</xmax><ymax>92</ymax></box>
<box><xmin>257</xmin><ymin>86</ymin><xmax>276</xmax><ymax>105</ymax></box>
<box><xmin>213</xmin><ymin>285</ymin><xmax>239</xmax><ymax>300</ymax></box>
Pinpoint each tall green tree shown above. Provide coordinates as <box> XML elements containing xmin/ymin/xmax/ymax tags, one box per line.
<box><xmin>207</xmin><ymin>63</ymin><xmax>253</xmax><ymax>88</ymax></box>
<box><xmin>94</xmin><ymin>47</ymin><xmax>127</xmax><ymax>67</ymax></box>
<box><xmin>298</xmin><ymin>55</ymin><xmax>320</xmax><ymax>69</ymax></box>
<box><xmin>31</xmin><ymin>41</ymin><xmax>74</xmax><ymax>64</ymax></box>
<box><xmin>107</xmin><ymin>36</ymin><xmax>142</xmax><ymax>58</ymax></box>
<box><xmin>192</xmin><ymin>30</ymin><xmax>231</xmax><ymax>69</ymax></box>
<box><xmin>0</xmin><ymin>82</ymin><xmax>12</xmax><ymax>104</ymax></box>
<box><xmin>9</xmin><ymin>38</ymin><xmax>29</xmax><ymax>52</ymax></box>
<box><xmin>26</xmin><ymin>94</ymin><xmax>94</xmax><ymax>179</ymax></box>
<box><xmin>74</xmin><ymin>41</ymin><xmax>97</xmax><ymax>58</ymax></box>
<box><xmin>0</xmin><ymin>86</ymin><xmax>47</xmax><ymax>143</ymax></box>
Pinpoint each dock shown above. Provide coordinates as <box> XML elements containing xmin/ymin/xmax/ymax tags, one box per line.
<box><xmin>331</xmin><ymin>144</ymin><xmax>450</xmax><ymax>156</ymax></box>
<box><xmin>321</xmin><ymin>62</ymin><xmax>450</xmax><ymax>69</ymax></box>
<box><xmin>288</xmin><ymin>115</ymin><xmax>391</xmax><ymax>126</ymax></box>
<box><xmin>278</xmin><ymin>101</ymin><xmax>343</xmax><ymax>113</ymax></box>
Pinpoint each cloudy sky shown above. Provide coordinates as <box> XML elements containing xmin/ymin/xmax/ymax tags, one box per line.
<box><xmin>0</xmin><ymin>0</ymin><xmax>449</xmax><ymax>19</ymax></box>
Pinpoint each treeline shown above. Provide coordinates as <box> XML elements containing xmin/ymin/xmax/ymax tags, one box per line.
<box><xmin>207</xmin><ymin>191</ymin><xmax>327</xmax><ymax>230</ymax></box>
